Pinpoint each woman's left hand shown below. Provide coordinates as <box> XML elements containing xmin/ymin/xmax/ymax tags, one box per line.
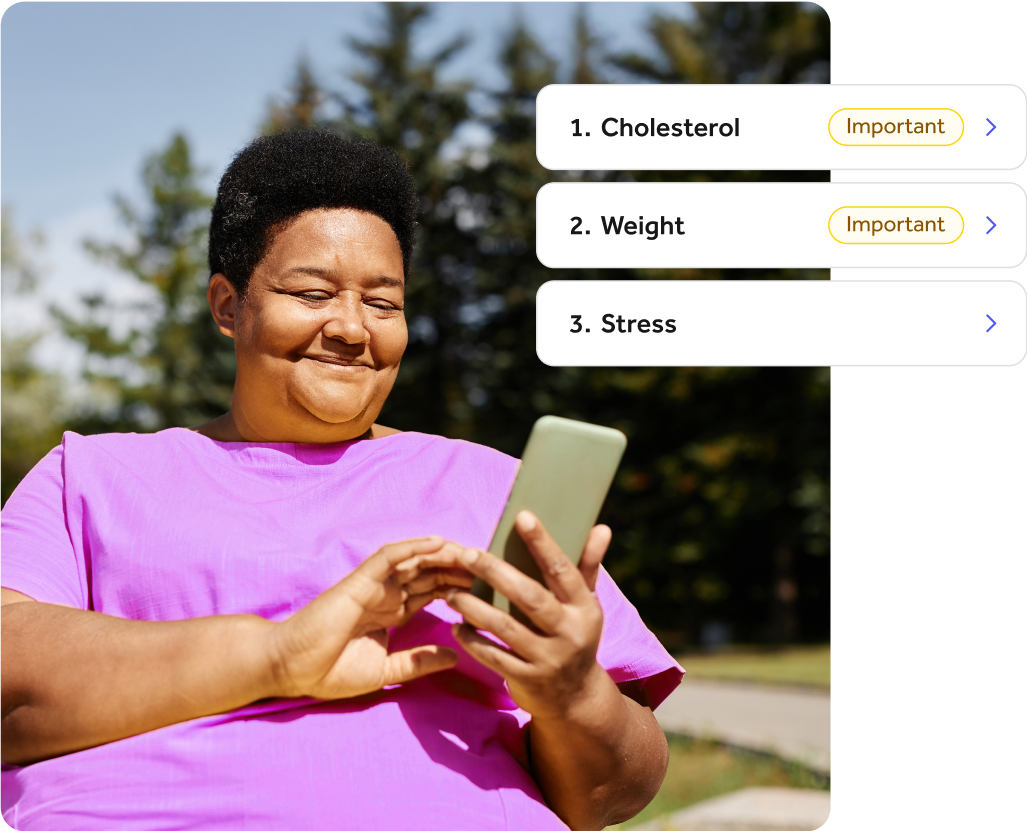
<box><xmin>445</xmin><ymin>512</ymin><xmax>669</xmax><ymax>830</ymax></box>
<box><xmin>443</xmin><ymin>510</ymin><xmax>612</xmax><ymax>721</ymax></box>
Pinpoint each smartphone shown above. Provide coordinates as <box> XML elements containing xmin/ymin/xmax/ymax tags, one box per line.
<box><xmin>471</xmin><ymin>415</ymin><xmax>627</xmax><ymax>621</ymax></box>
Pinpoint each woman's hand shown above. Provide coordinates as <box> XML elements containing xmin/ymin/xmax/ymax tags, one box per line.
<box><xmin>443</xmin><ymin>512</ymin><xmax>612</xmax><ymax>721</ymax></box>
<box><xmin>444</xmin><ymin>513</ymin><xmax>669</xmax><ymax>831</ymax></box>
<box><xmin>0</xmin><ymin>537</ymin><xmax>475</xmax><ymax>765</ymax></box>
<box><xmin>265</xmin><ymin>536</ymin><xmax>474</xmax><ymax>700</ymax></box>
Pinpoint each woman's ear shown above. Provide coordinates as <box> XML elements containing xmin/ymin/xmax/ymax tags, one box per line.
<box><xmin>208</xmin><ymin>274</ymin><xmax>239</xmax><ymax>339</ymax></box>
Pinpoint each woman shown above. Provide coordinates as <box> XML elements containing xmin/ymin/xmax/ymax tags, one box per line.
<box><xmin>1</xmin><ymin>130</ymin><xmax>682</xmax><ymax>831</ymax></box>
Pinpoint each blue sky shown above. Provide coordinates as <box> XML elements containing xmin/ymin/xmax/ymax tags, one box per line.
<box><xmin>3</xmin><ymin>2</ymin><xmax>677</xmax><ymax>224</ymax></box>
<box><xmin>1</xmin><ymin>2</ymin><xmax>682</xmax><ymax>348</ymax></box>
<box><xmin>4</xmin><ymin>0</ymin><xmax>1022</xmax><ymax>353</ymax></box>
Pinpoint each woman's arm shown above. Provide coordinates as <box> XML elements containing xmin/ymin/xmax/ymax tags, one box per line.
<box><xmin>1</xmin><ymin>537</ymin><xmax>470</xmax><ymax>766</ymax></box>
<box><xmin>527</xmin><ymin>672</ymin><xmax>669</xmax><ymax>829</ymax></box>
<box><xmin>442</xmin><ymin>514</ymin><xmax>669</xmax><ymax>831</ymax></box>
<box><xmin>1</xmin><ymin>591</ymin><xmax>277</xmax><ymax>765</ymax></box>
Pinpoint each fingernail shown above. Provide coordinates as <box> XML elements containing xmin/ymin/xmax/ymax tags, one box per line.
<box><xmin>459</xmin><ymin>548</ymin><xmax>480</xmax><ymax>564</ymax></box>
<box><xmin>516</xmin><ymin>511</ymin><xmax>536</xmax><ymax>531</ymax></box>
<box><xmin>445</xmin><ymin>588</ymin><xmax>458</xmax><ymax>602</ymax></box>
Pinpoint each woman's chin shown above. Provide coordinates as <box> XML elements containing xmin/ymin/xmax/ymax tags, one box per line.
<box><xmin>296</xmin><ymin>395</ymin><xmax>374</xmax><ymax>429</ymax></box>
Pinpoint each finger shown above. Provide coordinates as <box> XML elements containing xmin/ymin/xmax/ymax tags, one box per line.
<box><xmin>393</xmin><ymin>543</ymin><xmax>472</xmax><ymax>586</ymax></box>
<box><xmin>394</xmin><ymin>581</ymin><xmax>486</xmax><ymax>627</ymax></box>
<box><xmin>402</xmin><ymin>567</ymin><xmax>475</xmax><ymax>596</ymax></box>
<box><xmin>445</xmin><ymin>589</ymin><xmax>544</xmax><ymax>658</ymax></box>
<box><xmin>363</xmin><ymin>536</ymin><xmax>447</xmax><ymax>580</ymax></box>
<box><xmin>381</xmin><ymin>645</ymin><xmax>459</xmax><ymax>686</ymax></box>
<box><xmin>401</xmin><ymin>586</ymin><xmax>457</xmax><ymax>619</ymax></box>
<box><xmin>452</xmin><ymin>623</ymin><xmax>532</xmax><ymax>679</ymax></box>
<box><xmin>453</xmin><ymin>547</ymin><xmax>565</xmax><ymax>634</ymax></box>
<box><xmin>579</xmin><ymin>524</ymin><xmax>612</xmax><ymax>593</ymax></box>
<box><xmin>515</xmin><ymin>511</ymin><xmax>590</xmax><ymax>605</ymax></box>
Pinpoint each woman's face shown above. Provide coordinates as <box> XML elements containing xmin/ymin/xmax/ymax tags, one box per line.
<box><xmin>209</xmin><ymin>208</ymin><xmax>407</xmax><ymax>443</ymax></box>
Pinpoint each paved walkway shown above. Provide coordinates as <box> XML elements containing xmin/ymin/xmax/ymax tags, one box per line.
<box><xmin>632</xmin><ymin>784</ymin><xmax>1027</xmax><ymax>829</ymax></box>
<box><xmin>657</xmin><ymin>677</ymin><xmax>1027</xmax><ymax>788</ymax></box>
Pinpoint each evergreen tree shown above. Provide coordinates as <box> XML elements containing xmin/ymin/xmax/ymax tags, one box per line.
<box><xmin>262</xmin><ymin>55</ymin><xmax>324</xmax><ymax>134</ymax></box>
<box><xmin>459</xmin><ymin>9</ymin><xmax>831</xmax><ymax>644</ymax></box>
<box><xmin>610</xmin><ymin>2</ymin><xmax>829</xmax><ymax>85</ymax></box>
<box><xmin>323</xmin><ymin>3</ymin><xmax>487</xmax><ymax>439</ymax></box>
<box><xmin>1</xmin><ymin>209</ymin><xmax>65</xmax><ymax>504</ymax></box>
<box><xmin>261</xmin><ymin>5</ymin><xmax>831</xmax><ymax>643</ymax></box>
<box><xmin>53</xmin><ymin>134</ymin><xmax>234</xmax><ymax>433</ymax></box>
<box><xmin>570</xmin><ymin>6</ymin><xmax>605</xmax><ymax>85</ymax></box>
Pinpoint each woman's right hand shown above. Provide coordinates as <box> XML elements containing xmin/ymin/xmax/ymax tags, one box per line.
<box><xmin>264</xmin><ymin>536</ymin><xmax>471</xmax><ymax>700</ymax></box>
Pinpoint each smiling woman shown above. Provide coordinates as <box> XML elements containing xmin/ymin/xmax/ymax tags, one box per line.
<box><xmin>205</xmin><ymin>209</ymin><xmax>410</xmax><ymax>443</ymax></box>
<box><xmin>0</xmin><ymin>130</ymin><xmax>682</xmax><ymax>831</ymax></box>
<box><xmin>202</xmin><ymin>132</ymin><xmax>417</xmax><ymax>444</ymax></box>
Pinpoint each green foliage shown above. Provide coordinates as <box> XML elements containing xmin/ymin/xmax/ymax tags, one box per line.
<box><xmin>6</xmin><ymin>2</ymin><xmax>831</xmax><ymax>642</ymax></box>
<box><xmin>324</xmin><ymin>3</ymin><xmax>484</xmax><ymax>438</ymax></box>
<box><xmin>1</xmin><ymin>206</ymin><xmax>45</xmax><ymax>294</ymax></box>
<box><xmin>1</xmin><ymin>209</ymin><xmax>65</xmax><ymax>504</ymax></box>
<box><xmin>262</xmin><ymin>55</ymin><xmax>324</xmax><ymax>135</ymax></box>
<box><xmin>53</xmin><ymin>134</ymin><xmax>234</xmax><ymax>434</ymax></box>
<box><xmin>394</xmin><ymin>3</ymin><xmax>832</xmax><ymax>642</ymax></box>
<box><xmin>611</xmin><ymin>2</ymin><xmax>830</xmax><ymax>84</ymax></box>
<box><xmin>250</xmin><ymin>0</ymin><xmax>858</xmax><ymax>640</ymax></box>
<box><xmin>1</xmin><ymin>335</ymin><xmax>67</xmax><ymax>505</ymax></box>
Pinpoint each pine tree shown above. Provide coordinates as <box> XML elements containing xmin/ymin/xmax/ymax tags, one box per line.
<box><xmin>570</xmin><ymin>6</ymin><xmax>605</xmax><ymax>85</ymax></box>
<box><xmin>53</xmin><ymin>134</ymin><xmax>234</xmax><ymax>434</ymax></box>
<box><xmin>601</xmin><ymin>2</ymin><xmax>831</xmax><ymax>642</ymax></box>
<box><xmin>320</xmin><ymin>3</ymin><xmax>487</xmax><ymax>439</ymax></box>
<box><xmin>220</xmin><ymin>3</ymin><xmax>833</xmax><ymax>643</ymax></box>
<box><xmin>610</xmin><ymin>2</ymin><xmax>829</xmax><ymax>85</ymax></box>
<box><xmin>1</xmin><ymin>208</ymin><xmax>66</xmax><ymax>504</ymax></box>
<box><xmin>465</xmin><ymin>10</ymin><xmax>831</xmax><ymax>644</ymax></box>
<box><xmin>262</xmin><ymin>55</ymin><xmax>325</xmax><ymax>135</ymax></box>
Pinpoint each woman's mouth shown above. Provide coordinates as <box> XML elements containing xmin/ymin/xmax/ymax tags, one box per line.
<box><xmin>302</xmin><ymin>355</ymin><xmax>373</xmax><ymax>370</ymax></box>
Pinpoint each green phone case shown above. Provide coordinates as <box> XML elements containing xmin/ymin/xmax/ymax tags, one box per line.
<box><xmin>471</xmin><ymin>416</ymin><xmax>627</xmax><ymax>621</ymax></box>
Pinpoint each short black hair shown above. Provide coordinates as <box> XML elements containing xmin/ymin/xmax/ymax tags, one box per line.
<box><xmin>208</xmin><ymin>130</ymin><xmax>418</xmax><ymax>294</ymax></box>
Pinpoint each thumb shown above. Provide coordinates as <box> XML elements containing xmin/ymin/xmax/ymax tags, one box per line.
<box><xmin>579</xmin><ymin>524</ymin><xmax>612</xmax><ymax>592</ymax></box>
<box><xmin>381</xmin><ymin>645</ymin><xmax>459</xmax><ymax>686</ymax></box>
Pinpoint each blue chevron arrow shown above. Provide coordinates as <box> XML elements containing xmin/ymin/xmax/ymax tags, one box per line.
<box><xmin>986</xmin><ymin>118</ymin><xmax>996</xmax><ymax>136</ymax></box>
<box><xmin>986</xmin><ymin>315</ymin><xmax>996</xmax><ymax>333</ymax></box>
<box><xmin>986</xmin><ymin>216</ymin><xmax>997</xmax><ymax>234</ymax></box>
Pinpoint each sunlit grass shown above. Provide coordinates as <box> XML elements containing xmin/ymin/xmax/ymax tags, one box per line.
<box><xmin>676</xmin><ymin>645</ymin><xmax>830</xmax><ymax>689</ymax></box>
<box><xmin>612</xmin><ymin>735</ymin><xmax>829</xmax><ymax>829</ymax></box>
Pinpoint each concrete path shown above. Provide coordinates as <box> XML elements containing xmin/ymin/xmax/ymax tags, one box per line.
<box><xmin>632</xmin><ymin>784</ymin><xmax>1027</xmax><ymax>829</ymax></box>
<box><xmin>657</xmin><ymin>673</ymin><xmax>1027</xmax><ymax>792</ymax></box>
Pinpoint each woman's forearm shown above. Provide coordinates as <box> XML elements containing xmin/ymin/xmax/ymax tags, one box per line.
<box><xmin>1</xmin><ymin>601</ymin><xmax>278</xmax><ymax>765</ymax></box>
<box><xmin>527</xmin><ymin>665</ymin><xmax>669</xmax><ymax>831</ymax></box>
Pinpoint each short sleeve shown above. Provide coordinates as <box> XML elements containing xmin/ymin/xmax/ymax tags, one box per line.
<box><xmin>595</xmin><ymin>567</ymin><xmax>684</xmax><ymax>710</ymax></box>
<box><xmin>1</xmin><ymin>440</ymin><xmax>88</xmax><ymax>609</ymax></box>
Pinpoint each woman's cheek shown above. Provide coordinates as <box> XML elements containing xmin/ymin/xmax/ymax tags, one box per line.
<box><xmin>262</xmin><ymin>304</ymin><xmax>323</xmax><ymax>352</ymax></box>
<box><xmin>373</xmin><ymin>316</ymin><xmax>408</xmax><ymax>365</ymax></box>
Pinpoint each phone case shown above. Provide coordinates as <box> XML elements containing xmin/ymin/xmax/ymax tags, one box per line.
<box><xmin>471</xmin><ymin>415</ymin><xmax>627</xmax><ymax>621</ymax></box>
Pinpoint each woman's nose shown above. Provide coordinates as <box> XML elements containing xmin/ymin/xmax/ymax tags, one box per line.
<box><xmin>321</xmin><ymin>296</ymin><xmax>370</xmax><ymax>344</ymax></box>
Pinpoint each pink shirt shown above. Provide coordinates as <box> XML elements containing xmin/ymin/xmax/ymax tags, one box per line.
<box><xmin>1</xmin><ymin>429</ymin><xmax>682</xmax><ymax>830</ymax></box>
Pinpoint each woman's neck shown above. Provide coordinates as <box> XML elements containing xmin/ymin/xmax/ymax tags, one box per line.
<box><xmin>190</xmin><ymin>412</ymin><xmax>400</xmax><ymax>443</ymax></box>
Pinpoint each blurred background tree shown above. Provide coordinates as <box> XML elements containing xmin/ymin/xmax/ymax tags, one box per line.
<box><xmin>50</xmin><ymin>134</ymin><xmax>235</xmax><ymax>435</ymax></box>
<box><xmin>1</xmin><ymin>2</ymin><xmax>830</xmax><ymax>648</ymax></box>
<box><xmin>611</xmin><ymin>1</ymin><xmax>829</xmax><ymax>84</ymax></box>
<box><xmin>595</xmin><ymin>2</ymin><xmax>830</xmax><ymax>644</ymax></box>
<box><xmin>1</xmin><ymin>209</ymin><xmax>66</xmax><ymax>504</ymax></box>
